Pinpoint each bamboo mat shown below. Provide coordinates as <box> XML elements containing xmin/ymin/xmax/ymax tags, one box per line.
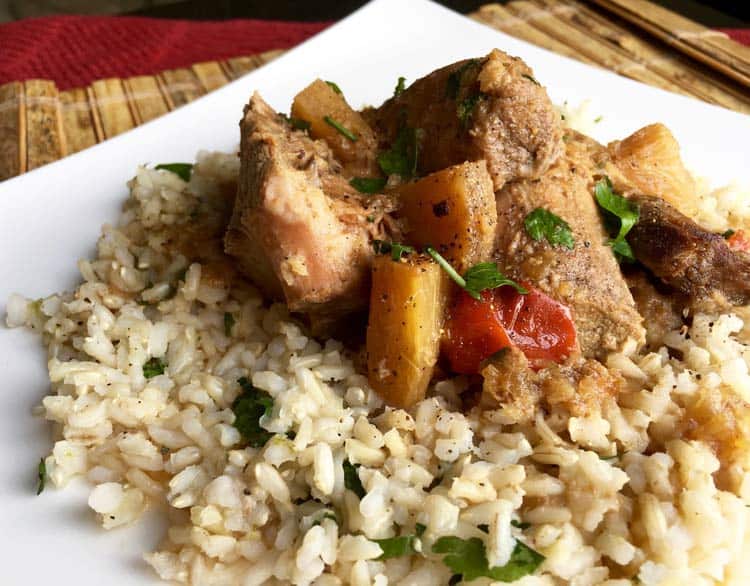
<box><xmin>2</xmin><ymin>0</ymin><xmax>749</xmax><ymax>182</ymax></box>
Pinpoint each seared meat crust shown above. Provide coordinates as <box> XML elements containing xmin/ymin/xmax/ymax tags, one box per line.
<box><xmin>627</xmin><ymin>194</ymin><xmax>750</xmax><ymax>306</ymax></box>
<box><xmin>373</xmin><ymin>49</ymin><xmax>564</xmax><ymax>190</ymax></box>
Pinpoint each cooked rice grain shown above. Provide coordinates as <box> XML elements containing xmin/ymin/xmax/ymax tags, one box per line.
<box><xmin>6</xmin><ymin>149</ymin><xmax>750</xmax><ymax>585</ymax></box>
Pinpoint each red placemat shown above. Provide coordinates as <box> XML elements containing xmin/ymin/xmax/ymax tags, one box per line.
<box><xmin>0</xmin><ymin>16</ymin><xmax>330</xmax><ymax>90</ymax></box>
<box><xmin>0</xmin><ymin>16</ymin><xmax>746</xmax><ymax>91</ymax></box>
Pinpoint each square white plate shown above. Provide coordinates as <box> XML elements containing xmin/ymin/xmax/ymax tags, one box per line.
<box><xmin>1</xmin><ymin>0</ymin><xmax>749</xmax><ymax>582</ymax></box>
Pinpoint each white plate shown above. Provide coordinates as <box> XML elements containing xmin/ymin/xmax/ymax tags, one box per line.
<box><xmin>1</xmin><ymin>0</ymin><xmax>749</xmax><ymax>582</ymax></box>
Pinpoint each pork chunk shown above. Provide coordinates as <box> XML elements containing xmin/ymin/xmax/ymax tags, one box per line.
<box><xmin>372</xmin><ymin>49</ymin><xmax>564</xmax><ymax>190</ymax></box>
<box><xmin>626</xmin><ymin>194</ymin><xmax>750</xmax><ymax>307</ymax></box>
<box><xmin>225</xmin><ymin>93</ymin><xmax>397</xmax><ymax>326</ymax></box>
<box><xmin>493</xmin><ymin>132</ymin><xmax>645</xmax><ymax>358</ymax></box>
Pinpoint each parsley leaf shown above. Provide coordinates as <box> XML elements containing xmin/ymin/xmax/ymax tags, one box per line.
<box><xmin>511</xmin><ymin>520</ymin><xmax>531</xmax><ymax>530</ymax></box>
<box><xmin>311</xmin><ymin>512</ymin><xmax>338</xmax><ymax>527</ymax></box>
<box><xmin>594</xmin><ymin>178</ymin><xmax>639</xmax><ymax>262</ymax></box>
<box><xmin>723</xmin><ymin>229</ymin><xmax>736</xmax><ymax>239</ymax></box>
<box><xmin>375</xmin><ymin>535</ymin><xmax>419</xmax><ymax>559</ymax></box>
<box><xmin>343</xmin><ymin>459</ymin><xmax>366</xmax><ymax>498</ymax></box>
<box><xmin>37</xmin><ymin>458</ymin><xmax>46</xmax><ymax>495</ymax></box>
<box><xmin>224</xmin><ymin>312</ymin><xmax>235</xmax><ymax>337</ymax></box>
<box><xmin>524</xmin><ymin>207</ymin><xmax>575</xmax><ymax>250</ymax></box>
<box><xmin>279</xmin><ymin>113</ymin><xmax>311</xmax><ymax>131</ymax></box>
<box><xmin>143</xmin><ymin>357</ymin><xmax>166</xmax><ymax>378</ymax></box>
<box><xmin>415</xmin><ymin>523</ymin><xmax>427</xmax><ymax>537</ymax></box>
<box><xmin>464</xmin><ymin>263</ymin><xmax>527</xmax><ymax>297</ymax></box>
<box><xmin>426</xmin><ymin>248</ymin><xmax>526</xmax><ymax>300</ymax></box>
<box><xmin>394</xmin><ymin>76</ymin><xmax>406</xmax><ymax>97</ymax></box>
<box><xmin>325</xmin><ymin>80</ymin><xmax>343</xmax><ymax>95</ymax></box>
<box><xmin>446</xmin><ymin>59</ymin><xmax>479</xmax><ymax>99</ymax></box>
<box><xmin>324</xmin><ymin>116</ymin><xmax>358</xmax><ymax>141</ymax></box>
<box><xmin>373</xmin><ymin>240</ymin><xmax>415</xmax><ymax>261</ymax></box>
<box><xmin>350</xmin><ymin>177</ymin><xmax>387</xmax><ymax>194</ymax></box>
<box><xmin>155</xmin><ymin>163</ymin><xmax>192</xmax><ymax>182</ymax></box>
<box><xmin>457</xmin><ymin>93</ymin><xmax>482</xmax><ymax>127</ymax></box>
<box><xmin>433</xmin><ymin>537</ymin><xmax>545</xmax><ymax>582</ymax></box>
<box><xmin>232</xmin><ymin>377</ymin><xmax>274</xmax><ymax>447</ymax></box>
<box><xmin>377</xmin><ymin>126</ymin><xmax>421</xmax><ymax>178</ymax></box>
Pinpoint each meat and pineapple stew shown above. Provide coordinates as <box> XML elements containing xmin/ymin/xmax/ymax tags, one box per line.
<box><xmin>226</xmin><ymin>48</ymin><xmax>750</xmax><ymax>414</ymax></box>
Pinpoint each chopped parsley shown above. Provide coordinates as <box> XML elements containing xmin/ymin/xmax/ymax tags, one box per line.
<box><xmin>522</xmin><ymin>73</ymin><xmax>540</xmax><ymax>86</ymax></box>
<box><xmin>232</xmin><ymin>377</ymin><xmax>274</xmax><ymax>447</ymax></box>
<box><xmin>284</xmin><ymin>114</ymin><xmax>311</xmax><ymax>131</ymax></box>
<box><xmin>36</xmin><ymin>458</ymin><xmax>46</xmax><ymax>495</ymax></box>
<box><xmin>377</xmin><ymin>125</ymin><xmax>421</xmax><ymax>178</ymax></box>
<box><xmin>457</xmin><ymin>93</ymin><xmax>482</xmax><ymax>127</ymax></box>
<box><xmin>343</xmin><ymin>459</ymin><xmax>366</xmax><ymax>498</ymax></box>
<box><xmin>594</xmin><ymin>177</ymin><xmax>639</xmax><ymax>262</ymax></box>
<box><xmin>350</xmin><ymin>177</ymin><xmax>387</xmax><ymax>194</ymax></box>
<box><xmin>224</xmin><ymin>312</ymin><xmax>235</xmax><ymax>337</ymax></box>
<box><xmin>325</xmin><ymin>80</ymin><xmax>343</xmax><ymax>95</ymax></box>
<box><xmin>415</xmin><ymin>523</ymin><xmax>427</xmax><ymax>537</ymax></box>
<box><xmin>155</xmin><ymin>163</ymin><xmax>193</xmax><ymax>182</ymax></box>
<box><xmin>426</xmin><ymin>248</ymin><xmax>527</xmax><ymax>300</ymax></box>
<box><xmin>373</xmin><ymin>240</ymin><xmax>415</xmax><ymax>261</ymax></box>
<box><xmin>323</xmin><ymin>116</ymin><xmax>358</xmax><ymax>141</ymax></box>
<box><xmin>432</xmin><ymin>536</ymin><xmax>545</xmax><ymax>582</ymax></box>
<box><xmin>594</xmin><ymin>115</ymin><xmax>603</xmax><ymax>123</ymax></box>
<box><xmin>375</xmin><ymin>535</ymin><xmax>419</xmax><ymax>560</ymax></box>
<box><xmin>311</xmin><ymin>512</ymin><xmax>338</xmax><ymax>527</ymax></box>
<box><xmin>524</xmin><ymin>207</ymin><xmax>575</xmax><ymax>250</ymax></box>
<box><xmin>723</xmin><ymin>229</ymin><xmax>736</xmax><ymax>239</ymax></box>
<box><xmin>394</xmin><ymin>76</ymin><xmax>406</xmax><ymax>97</ymax></box>
<box><xmin>511</xmin><ymin>520</ymin><xmax>531</xmax><ymax>530</ymax></box>
<box><xmin>446</xmin><ymin>59</ymin><xmax>479</xmax><ymax>99</ymax></box>
<box><xmin>143</xmin><ymin>357</ymin><xmax>166</xmax><ymax>378</ymax></box>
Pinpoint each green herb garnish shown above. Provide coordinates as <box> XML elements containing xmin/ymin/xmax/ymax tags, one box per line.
<box><xmin>350</xmin><ymin>177</ymin><xmax>387</xmax><ymax>194</ymax></box>
<box><xmin>224</xmin><ymin>312</ymin><xmax>235</xmax><ymax>337</ymax></box>
<box><xmin>457</xmin><ymin>93</ymin><xmax>482</xmax><ymax>127</ymax></box>
<box><xmin>311</xmin><ymin>512</ymin><xmax>338</xmax><ymax>527</ymax></box>
<box><xmin>432</xmin><ymin>537</ymin><xmax>545</xmax><ymax>582</ymax></box>
<box><xmin>232</xmin><ymin>377</ymin><xmax>274</xmax><ymax>447</ymax></box>
<box><xmin>522</xmin><ymin>74</ymin><xmax>540</xmax><ymax>86</ymax></box>
<box><xmin>325</xmin><ymin>80</ymin><xmax>342</xmax><ymax>95</ymax></box>
<box><xmin>375</xmin><ymin>535</ymin><xmax>419</xmax><ymax>560</ymax></box>
<box><xmin>594</xmin><ymin>177</ymin><xmax>639</xmax><ymax>262</ymax></box>
<box><xmin>324</xmin><ymin>116</ymin><xmax>358</xmax><ymax>141</ymax></box>
<box><xmin>155</xmin><ymin>163</ymin><xmax>192</xmax><ymax>182</ymax></box>
<box><xmin>343</xmin><ymin>459</ymin><xmax>366</xmax><ymax>498</ymax></box>
<box><xmin>394</xmin><ymin>76</ymin><xmax>406</xmax><ymax>97</ymax></box>
<box><xmin>594</xmin><ymin>115</ymin><xmax>603</xmax><ymax>123</ymax></box>
<box><xmin>373</xmin><ymin>240</ymin><xmax>415</xmax><ymax>261</ymax></box>
<box><xmin>415</xmin><ymin>523</ymin><xmax>427</xmax><ymax>537</ymax></box>
<box><xmin>143</xmin><ymin>357</ymin><xmax>166</xmax><ymax>378</ymax></box>
<box><xmin>446</xmin><ymin>59</ymin><xmax>479</xmax><ymax>99</ymax></box>
<box><xmin>290</xmin><ymin>117</ymin><xmax>311</xmax><ymax>131</ymax></box>
<box><xmin>723</xmin><ymin>229</ymin><xmax>736</xmax><ymax>239</ymax></box>
<box><xmin>36</xmin><ymin>458</ymin><xmax>46</xmax><ymax>495</ymax></box>
<box><xmin>511</xmin><ymin>520</ymin><xmax>531</xmax><ymax>530</ymax></box>
<box><xmin>524</xmin><ymin>207</ymin><xmax>575</xmax><ymax>250</ymax></box>
<box><xmin>427</xmin><ymin>248</ymin><xmax>526</xmax><ymax>300</ymax></box>
<box><xmin>378</xmin><ymin>126</ymin><xmax>421</xmax><ymax>178</ymax></box>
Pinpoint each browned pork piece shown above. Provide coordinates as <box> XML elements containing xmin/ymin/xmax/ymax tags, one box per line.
<box><xmin>626</xmin><ymin>194</ymin><xmax>750</xmax><ymax>306</ymax></box>
<box><xmin>605</xmin><ymin>123</ymin><xmax>750</xmax><ymax>308</ymax></box>
<box><xmin>493</xmin><ymin>132</ymin><xmax>645</xmax><ymax>358</ymax></box>
<box><xmin>225</xmin><ymin>93</ymin><xmax>397</xmax><ymax>327</ymax></box>
<box><xmin>372</xmin><ymin>49</ymin><xmax>564</xmax><ymax>190</ymax></box>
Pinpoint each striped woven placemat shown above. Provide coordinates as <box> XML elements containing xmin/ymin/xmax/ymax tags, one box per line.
<box><xmin>1</xmin><ymin>0</ymin><xmax>748</xmax><ymax>182</ymax></box>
